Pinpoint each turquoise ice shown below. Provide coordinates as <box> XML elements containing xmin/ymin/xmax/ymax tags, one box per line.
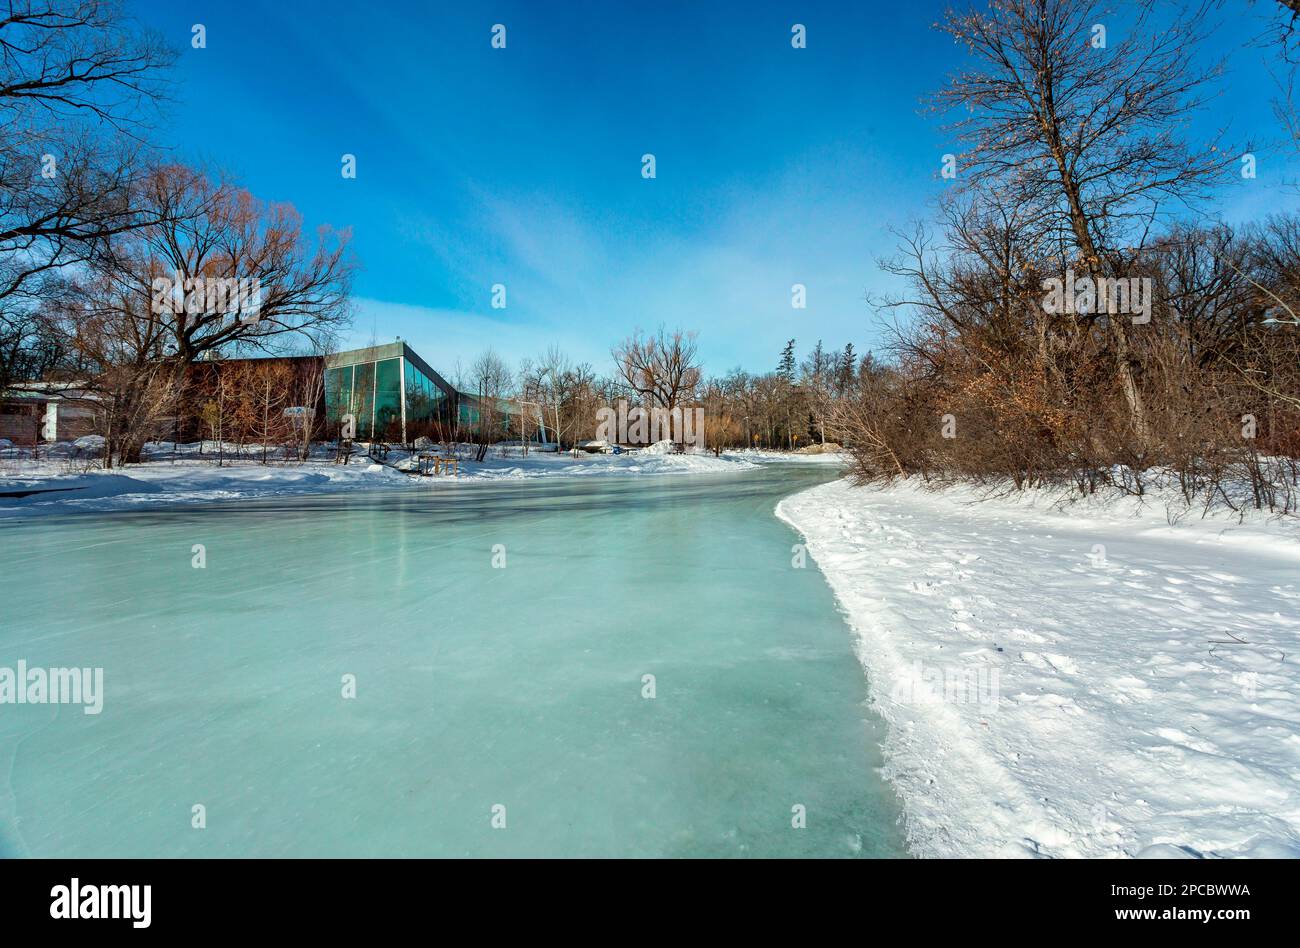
<box><xmin>0</xmin><ymin>467</ymin><xmax>906</xmax><ymax>857</ymax></box>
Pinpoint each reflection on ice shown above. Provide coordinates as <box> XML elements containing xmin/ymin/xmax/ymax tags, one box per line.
<box><xmin>0</xmin><ymin>468</ymin><xmax>906</xmax><ymax>857</ymax></box>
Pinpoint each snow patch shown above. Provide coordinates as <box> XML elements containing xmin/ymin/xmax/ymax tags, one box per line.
<box><xmin>777</xmin><ymin>476</ymin><xmax>1300</xmax><ymax>859</ymax></box>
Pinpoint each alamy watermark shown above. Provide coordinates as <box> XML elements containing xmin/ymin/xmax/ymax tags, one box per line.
<box><xmin>0</xmin><ymin>660</ymin><xmax>103</xmax><ymax>715</ymax></box>
<box><xmin>890</xmin><ymin>660</ymin><xmax>1000</xmax><ymax>709</ymax></box>
<box><xmin>150</xmin><ymin>270</ymin><xmax>262</xmax><ymax>323</ymax></box>
<box><xmin>594</xmin><ymin>399</ymin><xmax>705</xmax><ymax>449</ymax></box>
<box><xmin>50</xmin><ymin>878</ymin><xmax>150</xmax><ymax>928</ymax></box>
<box><xmin>1041</xmin><ymin>268</ymin><xmax>1152</xmax><ymax>325</ymax></box>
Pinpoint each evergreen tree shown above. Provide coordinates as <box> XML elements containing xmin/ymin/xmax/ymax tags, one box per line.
<box><xmin>836</xmin><ymin>343</ymin><xmax>857</xmax><ymax>395</ymax></box>
<box><xmin>777</xmin><ymin>339</ymin><xmax>797</xmax><ymax>383</ymax></box>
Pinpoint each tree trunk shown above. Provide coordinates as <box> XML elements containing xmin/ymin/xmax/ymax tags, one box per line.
<box><xmin>1045</xmin><ymin>122</ymin><xmax>1152</xmax><ymax>446</ymax></box>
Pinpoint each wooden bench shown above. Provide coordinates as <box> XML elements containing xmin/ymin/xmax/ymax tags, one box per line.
<box><xmin>415</xmin><ymin>453</ymin><xmax>459</xmax><ymax>476</ymax></box>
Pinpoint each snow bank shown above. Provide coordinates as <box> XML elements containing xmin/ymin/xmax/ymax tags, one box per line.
<box><xmin>778</xmin><ymin>477</ymin><xmax>1300</xmax><ymax>859</ymax></box>
<box><xmin>0</xmin><ymin>440</ymin><xmax>762</xmax><ymax>516</ymax></box>
<box><xmin>724</xmin><ymin>448</ymin><xmax>845</xmax><ymax>465</ymax></box>
<box><xmin>638</xmin><ymin>439</ymin><xmax>678</xmax><ymax>455</ymax></box>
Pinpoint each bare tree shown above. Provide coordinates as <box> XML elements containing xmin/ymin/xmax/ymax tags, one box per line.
<box><xmin>248</xmin><ymin>360</ymin><xmax>292</xmax><ymax>463</ymax></box>
<box><xmin>933</xmin><ymin>0</ymin><xmax>1234</xmax><ymax>442</ymax></box>
<box><xmin>49</xmin><ymin>163</ymin><xmax>353</xmax><ymax>462</ymax></box>
<box><xmin>801</xmin><ymin>340</ymin><xmax>833</xmax><ymax>444</ymax></box>
<box><xmin>1259</xmin><ymin>0</ymin><xmax>1300</xmax><ymax>191</ymax></box>
<box><xmin>51</xmin><ymin>274</ymin><xmax>172</xmax><ymax>467</ymax></box>
<box><xmin>0</xmin><ymin>0</ymin><xmax>174</xmax><ymax>391</ymax></box>
<box><xmin>468</xmin><ymin>348</ymin><xmax>511</xmax><ymax>462</ymax></box>
<box><xmin>114</xmin><ymin>165</ymin><xmax>355</xmax><ymax>364</ymax></box>
<box><xmin>612</xmin><ymin>326</ymin><xmax>701</xmax><ymax>411</ymax></box>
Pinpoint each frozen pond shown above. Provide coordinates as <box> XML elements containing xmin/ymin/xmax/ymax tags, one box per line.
<box><xmin>0</xmin><ymin>466</ymin><xmax>907</xmax><ymax>857</ymax></box>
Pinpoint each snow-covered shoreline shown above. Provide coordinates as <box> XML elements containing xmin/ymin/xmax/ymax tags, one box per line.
<box><xmin>777</xmin><ymin>477</ymin><xmax>1300</xmax><ymax>859</ymax></box>
<box><xmin>0</xmin><ymin>441</ymin><xmax>841</xmax><ymax>517</ymax></box>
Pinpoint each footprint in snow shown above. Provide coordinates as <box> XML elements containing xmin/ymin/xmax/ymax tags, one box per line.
<box><xmin>1020</xmin><ymin>651</ymin><xmax>1079</xmax><ymax>676</ymax></box>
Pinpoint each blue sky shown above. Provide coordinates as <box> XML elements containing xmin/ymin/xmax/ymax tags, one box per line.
<box><xmin>130</xmin><ymin>0</ymin><xmax>1297</xmax><ymax>379</ymax></box>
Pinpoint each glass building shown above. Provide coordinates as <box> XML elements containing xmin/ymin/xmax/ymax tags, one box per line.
<box><xmin>324</xmin><ymin>341</ymin><xmax>514</xmax><ymax>443</ymax></box>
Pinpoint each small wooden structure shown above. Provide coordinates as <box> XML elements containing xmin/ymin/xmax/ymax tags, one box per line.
<box><xmin>416</xmin><ymin>453</ymin><xmax>459</xmax><ymax>476</ymax></box>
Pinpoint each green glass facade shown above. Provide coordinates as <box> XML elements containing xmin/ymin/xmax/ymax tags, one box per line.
<box><xmin>403</xmin><ymin>357</ymin><xmax>448</xmax><ymax>427</ymax></box>
<box><xmin>374</xmin><ymin>357</ymin><xmax>401</xmax><ymax>437</ymax></box>
<box><xmin>323</xmin><ymin>341</ymin><xmax>514</xmax><ymax>443</ymax></box>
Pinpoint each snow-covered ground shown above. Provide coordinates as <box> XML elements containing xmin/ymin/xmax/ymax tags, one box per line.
<box><xmin>778</xmin><ymin>477</ymin><xmax>1300</xmax><ymax>858</ymax></box>
<box><xmin>0</xmin><ymin>438</ymin><xmax>840</xmax><ymax>516</ymax></box>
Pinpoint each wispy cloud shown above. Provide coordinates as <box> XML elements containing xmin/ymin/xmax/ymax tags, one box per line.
<box><xmin>379</xmin><ymin>147</ymin><xmax>914</xmax><ymax>375</ymax></box>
